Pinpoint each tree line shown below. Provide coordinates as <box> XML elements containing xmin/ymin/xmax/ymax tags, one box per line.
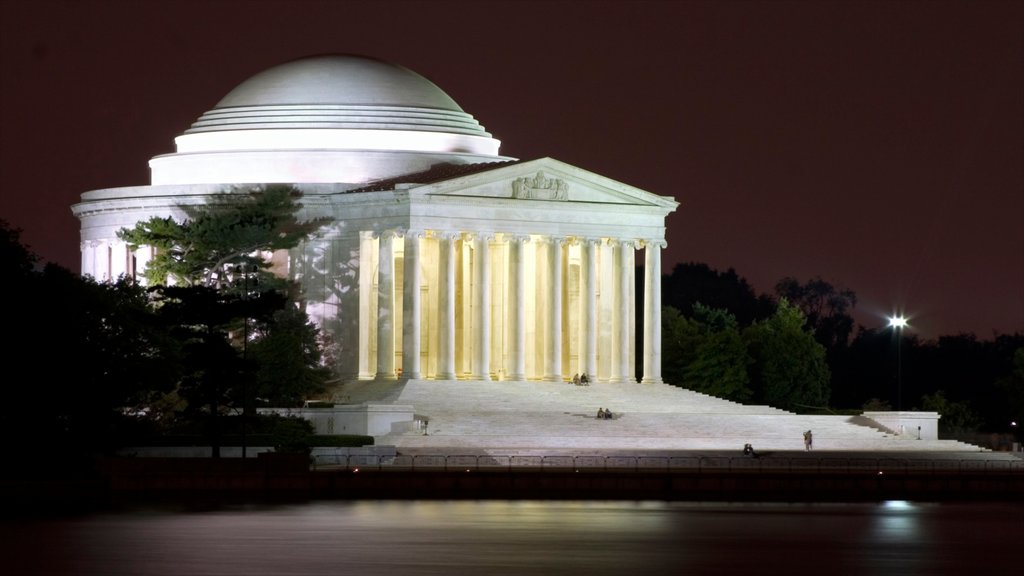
<box><xmin>1</xmin><ymin>186</ymin><xmax>332</xmax><ymax>464</ymax></box>
<box><xmin>658</xmin><ymin>262</ymin><xmax>1024</xmax><ymax>439</ymax></box>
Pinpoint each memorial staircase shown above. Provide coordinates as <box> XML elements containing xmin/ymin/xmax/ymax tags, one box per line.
<box><xmin>336</xmin><ymin>379</ymin><xmax>987</xmax><ymax>453</ymax></box>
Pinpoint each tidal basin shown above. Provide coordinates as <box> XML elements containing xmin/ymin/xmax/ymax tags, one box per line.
<box><xmin>4</xmin><ymin>500</ymin><xmax>1020</xmax><ymax>575</ymax></box>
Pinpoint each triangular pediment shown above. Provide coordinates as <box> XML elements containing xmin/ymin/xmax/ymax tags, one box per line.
<box><xmin>406</xmin><ymin>157</ymin><xmax>678</xmax><ymax>210</ymax></box>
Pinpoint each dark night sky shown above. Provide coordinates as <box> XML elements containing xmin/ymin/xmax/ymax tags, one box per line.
<box><xmin>2</xmin><ymin>0</ymin><xmax>1021</xmax><ymax>338</ymax></box>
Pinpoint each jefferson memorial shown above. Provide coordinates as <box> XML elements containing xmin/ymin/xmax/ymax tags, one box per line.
<box><xmin>72</xmin><ymin>54</ymin><xmax>677</xmax><ymax>386</ymax></box>
<box><xmin>74</xmin><ymin>55</ymin><xmax>970</xmax><ymax>452</ymax></box>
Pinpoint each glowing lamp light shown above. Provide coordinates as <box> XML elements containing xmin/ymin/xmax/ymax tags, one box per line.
<box><xmin>888</xmin><ymin>315</ymin><xmax>909</xmax><ymax>329</ymax></box>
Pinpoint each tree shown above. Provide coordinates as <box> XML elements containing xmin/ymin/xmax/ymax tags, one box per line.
<box><xmin>774</xmin><ymin>276</ymin><xmax>857</xmax><ymax>351</ymax></box>
<box><xmin>919</xmin><ymin>390</ymin><xmax>981</xmax><ymax>434</ymax></box>
<box><xmin>118</xmin><ymin>186</ymin><xmax>332</xmax><ymax>453</ymax></box>
<box><xmin>118</xmin><ymin>184</ymin><xmax>324</xmax><ymax>290</ymax></box>
<box><xmin>680</xmin><ymin>304</ymin><xmax>752</xmax><ymax>401</ymax></box>
<box><xmin>663</xmin><ymin>262</ymin><xmax>774</xmax><ymax>326</ymax></box>
<box><xmin>994</xmin><ymin>347</ymin><xmax>1024</xmax><ymax>441</ymax></box>
<box><xmin>744</xmin><ymin>298</ymin><xmax>831</xmax><ymax>410</ymax></box>
<box><xmin>149</xmin><ymin>285</ymin><xmax>248</xmax><ymax>455</ymax></box>
<box><xmin>247</xmin><ymin>305</ymin><xmax>331</xmax><ymax>407</ymax></box>
<box><xmin>0</xmin><ymin>218</ymin><xmax>38</xmax><ymax>275</ymax></box>
<box><xmin>661</xmin><ymin>305</ymin><xmax>700</xmax><ymax>387</ymax></box>
<box><xmin>661</xmin><ymin>304</ymin><xmax>752</xmax><ymax>402</ymax></box>
<box><xmin>830</xmin><ymin>326</ymin><xmax>911</xmax><ymax>410</ymax></box>
<box><xmin>2</xmin><ymin>221</ymin><xmax>179</xmax><ymax>460</ymax></box>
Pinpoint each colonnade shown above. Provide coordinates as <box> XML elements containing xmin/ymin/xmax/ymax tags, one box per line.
<box><xmin>357</xmin><ymin>230</ymin><xmax>665</xmax><ymax>384</ymax></box>
<box><xmin>80</xmin><ymin>240</ymin><xmax>151</xmax><ymax>283</ymax></box>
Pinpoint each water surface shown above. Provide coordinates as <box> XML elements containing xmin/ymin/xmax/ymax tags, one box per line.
<box><xmin>3</xmin><ymin>500</ymin><xmax>1020</xmax><ymax>575</ymax></box>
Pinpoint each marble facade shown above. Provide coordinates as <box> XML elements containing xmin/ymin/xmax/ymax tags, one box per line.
<box><xmin>72</xmin><ymin>55</ymin><xmax>677</xmax><ymax>385</ymax></box>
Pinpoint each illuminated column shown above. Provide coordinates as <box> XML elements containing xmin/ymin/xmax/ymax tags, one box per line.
<box><xmin>507</xmin><ymin>235</ymin><xmax>529</xmax><ymax>381</ymax></box>
<box><xmin>544</xmin><ymin>236</ymin><xmax>565</xmax><ymax>381</ymax></box>
<box><xmin>608</xmin><ymin>239</ymin><xmax>621</xmax><ymax>382</ymax></box>
<box><xmin>471</xmin><ymin>234</ymin><xmax>492</xmax><ymax>380</ymax></box>
<box><xmin>641</xmin><ymin>240</ymin><xmax>665</xmax><ymax>384</ymax></box>
<box><xmin>358</xmin><ymin>231</ymin><xmax>374</xmax><ymax>379</ymax></box>
<box><xmin>134</xmin><ymin>245</ymin><xmax>153</xmax><ymax>283</ymax></box>
<box><xmin>110</xmin><ymin>241</ymin><xmax>129</xmax><ymax>280</ymax></box>
<box><xmin>582</xmin><ymin>238</ymin><xmax>600</xmax><ymax>380</ymax></box>
<box><xmin>402</xmin><ymin>230</ymin><xmax>423</xmax><ymax>379</ymax></box>
<box><xmin>81</xmin><ymin>241</ymin><xmax>96</xmax><ymax>279</ymax></box>
<box><xmin>95</xmin><ymin>241</ymin><xmax>111</xmax><ymax>282</ymax></box>
<box><xmin>437</xmin><ymin>232</ymin><xmax>458</xmax><ymax>380</ymax></box>
<box><xmin>376</xmin><ymin>230</ymin><xmax>396</xmax><ymax>380</ymax></box>
<box><xmin>622</xmin><ymin>238</ymin><xmax>630</xmax><ymax>379</ymax></box>
<box><xmin>611</xmin><ymin>239</ymin><xmax>633</xmax><ymax>383</ymax></box>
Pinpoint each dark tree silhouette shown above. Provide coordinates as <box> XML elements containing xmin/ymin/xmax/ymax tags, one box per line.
<box><xmin>2</xmin><ymin>220</ymin><xmax>179</xmax><ymax>463</ymax></box>
<box><xmin>774</xmin><ymin>276</ymin><xmax>857</xmax><ymax>351</ymax></box>
<box><xmin>662</xmin><ymin>262</ymin><xmax>774</xmax><ymax>326</ymax></box>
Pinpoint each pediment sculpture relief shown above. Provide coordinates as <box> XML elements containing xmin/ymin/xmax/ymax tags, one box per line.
<box><xmin>512</xmin><ymin>171</ymin><xmax>568</xmax><ymax>201</ymax></box>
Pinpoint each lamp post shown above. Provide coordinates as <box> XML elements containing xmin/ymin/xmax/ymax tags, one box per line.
<box><xmin>239</xmin><ymin>262</ymin><xmax>249</xmax><ymax>460</ymax></box>
<box><xmin>888</xmin><ymin>315</ymin><xmax>908</xmax><ymax>411</ymax></box>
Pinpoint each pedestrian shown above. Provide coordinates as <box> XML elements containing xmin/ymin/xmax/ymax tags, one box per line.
<box><xmin>803</xmin><ymin>430</ymin><xmax>813</xmax><ymax>451</ymax></box>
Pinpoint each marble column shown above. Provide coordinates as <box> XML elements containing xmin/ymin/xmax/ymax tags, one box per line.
<box><xmin>544</xmin><ymin>237</ymin><xmax>565</xmax><ymax>381</ymax></box>
<box><xmin>507</xmin><ymin>235</ymin><xmax>529</xmax><ymax>381</ymax></box>
<box><xmin>402</xmin><ymin>230</ymin><xmax>423</xmax><ymax>379</ymax></box>
<box><xmin>358</xmin><ymin>231</ymin><xmax>375</xmax><ymax>380</ymax></box>
<box><xmin>134</xmin><ymin>245</ymin><xmax>153</xmax><ymax>284</ymax></box>
<box><xmin>471</xmin><ymin>234</ymin><xmax>492</xmax><ymax>380</ymax></box>
<box><xmin>110</xmin><ymin>241</ymin><xmax>129</xmax><ymax>280</ymax></box>
<box><xmin>642</xmin><ymin>240</ymin><xmax>665</xmax><ymax>384</ymax></box>
<box><xmin>81</xmin><ymin>241</ymin><xmax>96</xmax><ymax>280</ymax></box>
<box><xmin>627</xmin><ymin>241</ymin><xmax>637</xmax><ymax>382</ymax></box>
<box><xmin>95</xmin><ymin>241</ymin><xmax>111</xmax><ymax>282</ymax></box>
<box><xmin>437</xmin><ymin>232</ymin><xmax>458</xmax><ymax>380</ymax></box>
<box><xmin>582</xmin><ymin>238</ymin><xmax>599</xmax><ymax>381</ymax></box>
<box><xmin>375</xmin><ymin>231</ymin><xmax>396</xmax><ymax>380</ymax></box>
<box><xmin>613</xmin><ymin>239</ymin><xmax>633</xmax><ymax>383</ymax></box>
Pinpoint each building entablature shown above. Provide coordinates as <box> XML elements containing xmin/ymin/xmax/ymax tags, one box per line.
<box><xmin>316</xmin><ymin>157</ymin><xmax>676</xmax><ymax>242</ymax></box>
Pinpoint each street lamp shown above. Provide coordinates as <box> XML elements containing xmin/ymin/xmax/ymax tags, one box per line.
<box><xmin>888</xmin><ymin>315</ymin><xmax>908</xmax><ymax>411</ymax></box>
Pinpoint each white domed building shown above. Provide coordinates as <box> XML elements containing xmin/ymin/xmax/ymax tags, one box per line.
<box><xmin>73</xmin><ymin>54</ymin><xmax>679</xmax><ymax>387</ymax></box>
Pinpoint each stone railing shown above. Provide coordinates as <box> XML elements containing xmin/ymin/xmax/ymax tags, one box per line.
<box><xmin>314</xmin><ymin>453</ymin><xmax>1024</xmax><ymax>474</ymax></box>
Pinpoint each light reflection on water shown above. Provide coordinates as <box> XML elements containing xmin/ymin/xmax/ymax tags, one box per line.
<box><xmin>3</xmin><ymin>500</ymin><xmax>1020</xmax><ymax>576</ymax></box>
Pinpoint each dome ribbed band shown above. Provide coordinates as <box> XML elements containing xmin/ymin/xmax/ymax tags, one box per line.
<box><xmin>186</xmin><ymin>104</ymin><xmax>491</xmax><ymax>137</ymax></box>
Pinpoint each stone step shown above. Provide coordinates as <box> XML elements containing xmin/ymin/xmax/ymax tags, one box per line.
<box><xmin>388</xmin><ymin>434</ymin><xmax>982</xmax><ymax>452</ymax></box>
<box><xmin>350</xmin><ymin>378</ymin><xmax>989</xmax><ymax>453</ymax></box>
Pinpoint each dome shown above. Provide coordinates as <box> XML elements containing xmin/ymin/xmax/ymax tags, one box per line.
<box><xmin>150</xmin><ymin>54</ymin><xmax>508</xmax><ymax>186</ymax></box>
<box><xmin>214</xmin><ymin>54</ymin><xmax>462</xmax><ymax>110</ymax></box>
<box><xmin>184</xmin><ymin>54</ymin><xmax>490</xmax><ymax>138</ymax></box>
